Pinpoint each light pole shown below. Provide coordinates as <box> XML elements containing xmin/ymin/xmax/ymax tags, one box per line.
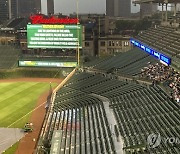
<box><xmin>8</xmin><ymin>0</ymin><xmax>12</xmax><ymax>19</ymax></box>
<box><xmin>76</xmin><ymin>0</ymin><xmax>80</xmax><ymax>67</ymax></box>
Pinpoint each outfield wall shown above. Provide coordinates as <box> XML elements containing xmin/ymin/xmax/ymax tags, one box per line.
<box><xmin>0</xmin><ymin>68</ymin><xmax>74</xmax><ymax>79</ymax></box>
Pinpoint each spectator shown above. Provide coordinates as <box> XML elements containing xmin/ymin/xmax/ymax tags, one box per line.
<box><xmin>140</xmin><ymin>62</ymin><xmax>180</xmax><ymax>102</ymax></box>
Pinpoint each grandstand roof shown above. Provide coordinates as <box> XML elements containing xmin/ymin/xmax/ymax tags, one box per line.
<box><xmin>133</xmin><ymin>0</ymin><xmax>180</xmax><ymax>4</ymax></box>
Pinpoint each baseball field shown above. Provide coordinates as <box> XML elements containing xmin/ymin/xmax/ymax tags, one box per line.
<box><xmin>0</xmin><ymin>81</ymin><xmax>57</xmax><ymax>128</ymax></box>
<box><xmin>0</xmin><ymin>78</ymin><xmax>62</xmax><ymax>154</ymax></box>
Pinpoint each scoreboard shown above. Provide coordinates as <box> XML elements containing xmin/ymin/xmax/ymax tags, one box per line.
<box><xmin>27</xmin><ymin>24</ymin><xmax>82</xmax><ymax>49</ymax></box>
<box><xmin>19</xmin><ymin>61</ymin><xmax>77</xmax><ymax>68</ymax></box>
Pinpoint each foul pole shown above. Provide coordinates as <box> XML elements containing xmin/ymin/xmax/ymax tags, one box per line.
<box><xmin>76</xmin><ymin>0</ymin><xmax>80</xmax><ymax>67</ymax></box>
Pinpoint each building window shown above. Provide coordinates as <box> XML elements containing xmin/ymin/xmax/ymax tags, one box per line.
<box><xmin>124</xmin><ymin>41</ymin><xmax>129</xmax><ymax>46</ymax></box>
<box><xmin>109</xmin><ymin>41</ymin><xmax>111</xmax><ymax>46</ymax></box>
<box><xmin>126</xmin><ymin>42</ymin><xmax>129</xmax><ymax>46</ymax></box>
<box><xmin>116</xmin><ymin>41</ymin><xmax>119</xmax><ymax>46</ymax></box>
<box><xmin>100</xmin><ymin>49</ymin><xmax>105</xmax><ymax>53</ymax></box>
<box><xmin>100</xmin><ymin>41</ymin><xmax>105</xmax><ymax>46</ymax></box>
<box><xmin>85</xmin><ymin>42</ymin><xmax>90</xmax><ymax>47</ymax></box>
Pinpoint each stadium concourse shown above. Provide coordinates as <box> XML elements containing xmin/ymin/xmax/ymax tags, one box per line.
<box><xmin>37</xmin><ymin>35</ymin><xmax>180</xmax><ymax>153</ymax></box>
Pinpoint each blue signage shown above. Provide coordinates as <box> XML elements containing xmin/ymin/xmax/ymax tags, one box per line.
<box><xmin>160</xmin><ymin>54</ymin><xmax>171</xmax><ymax>65</ymax></box>
<box><xmin>153</xmin><ymin>51</ymin><xmax>160</xmax><ymax>59</ymax></box>
<box><xmin>140</xmin><ymin>45</ymin><xmax>145</xmax><ymax>50</ymax></box>
<box><xmin>145</xmin><ymin>47</ymin><xmax>152</xmax><ymax>54</ymax></box>
<box><xmin>130</xmin><ymin>38</ymin><xmax>171</xmax><ymax>65</ymax></box>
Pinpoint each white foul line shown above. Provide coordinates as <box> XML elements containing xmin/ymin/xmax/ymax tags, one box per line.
<box><xmin>7</xmin><ymin>101</ymin><xmax>47</xmax><ymax>128</ymax></box>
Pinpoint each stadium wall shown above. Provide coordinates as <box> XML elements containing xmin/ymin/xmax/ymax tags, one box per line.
<box><xmin>0</xmin><ymin>68</ymin><xmax>74</xmax><ymax>79</ymax></box>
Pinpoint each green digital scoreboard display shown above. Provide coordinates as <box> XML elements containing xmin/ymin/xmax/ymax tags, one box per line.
<box><xmin>27</xmin><ymin>24</ymin><xmax>82</xmax><ymax>49</ymax></box>
<box><xmin>19</xmin><ymin>61</ymin><xmax>77</xmax><ymax>67</ymax></box>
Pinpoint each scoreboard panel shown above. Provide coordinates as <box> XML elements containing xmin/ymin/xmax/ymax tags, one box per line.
<box><xmin>19</xmin><ymin>61</ymin><xmax>77</xmax><ymax>67</ymax></box>
<box><xmin>27</xmin><ymin>24</ymin><xmax>82</xmax><ymax>49</ymax></box>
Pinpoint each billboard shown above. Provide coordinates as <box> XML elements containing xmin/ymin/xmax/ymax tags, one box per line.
<box><xmin>27</xmin><ymin>24</ymin><xmax>82</xmax><ymax>49</ymax></box>
<box><xmin>130</xmin><ymin>38</ymin><xmax>171</xmax><ymax>65</ymax></box>
<box><xmin>30</xmin><ymin>15</ymin><xmax>79</xmax><ymax>25</ymax></box>
<box><xmin>19</xmin><ymin>61</ymin><xmax>77</xmax><ymax>67</ymax></box>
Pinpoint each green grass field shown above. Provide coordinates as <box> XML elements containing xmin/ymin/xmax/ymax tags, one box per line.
<box><xmin>3</xmin><ymin>142</ymin><xmax>19</xmax><ymax>154</ymax></box>
<box><xmin>0</xmin><ymin>81</ymin><xmax>57</xmax><ymax>128</ymax></box>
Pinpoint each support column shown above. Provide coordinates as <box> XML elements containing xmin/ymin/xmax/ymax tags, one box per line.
<box><xmin>174</xmin><ymin>3</ymin><xmax>177</xmax><ymax>23</ymax></box>
<box><xmin>140</xmin><ymin>4</ymin><xmax>142</xmax><ymax>19</ymax></box>
<box><xmin>16</xmin><ymin>0</ymin><xmax>18</xmax><ymax>17</ymax></box>
<box><xmin>8</xmin><ymin>0</ymin><xmax>12</xmax><ymax>19</ymax></box>
<box><xmin>174</xmin><ymin>3</ymin><xmax>177</xmax><ymax>16</ymax></box>
<box><xmin>162</xmin><ymin>3</ymin><xmax>164</xmax><ymax>22</ymax></box>
<box><xmin>165</xmin><ymin>3</ymin><xmax>168</xmax><ymax>22</ymax></box>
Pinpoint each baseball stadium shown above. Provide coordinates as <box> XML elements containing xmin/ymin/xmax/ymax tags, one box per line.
<box><xmin>0</xmin><ymin>0</ymin><xmax>180</xmax><ymax>154</ymax></box>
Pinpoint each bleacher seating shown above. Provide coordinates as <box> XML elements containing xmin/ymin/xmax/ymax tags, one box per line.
<box><xmin>84</xmin><ymin>48</ymin><xmax>158</xmax><ymax>76</ymax></box>
<box><xmin>169</xmin><ymin>11</ymin><xmax>180</xmax><ymax>23</ymax></box>
<box><xmin>7</xmin><ymin>18</ymin><xmax>25</xmax><ymax>28</ymax></box>
<box><xmin>45</xmin><ymin>87</ymin><xmax>116</xmax><ymax>153</ymax></box>
<box><xmin>135</xmin><ymin>25</ymin><xmax>180</xmax><ymax>65</ymax></box>
<box><xmin>43</xmin><ymin>72</ymin><xmax>180</xmax><ymax>153</ymax></box>
<box><xmin>39</xmin><ymin>24</ymin><xmax>180</xmax><ymax>153</ymax></box>
<box><xmin>84</xmin><ymin>56</ymin><xmax>113</xmax><ymax>68</ymax></box>
<box><xmin>110</xmin><ymin>85</ymin><xmax>180</xmax><ymax>153</ymax></box>
<box><xmin>0</xmin><ymin>45</ymin><xmax>20</xmax><ymax>69</ymax></box>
